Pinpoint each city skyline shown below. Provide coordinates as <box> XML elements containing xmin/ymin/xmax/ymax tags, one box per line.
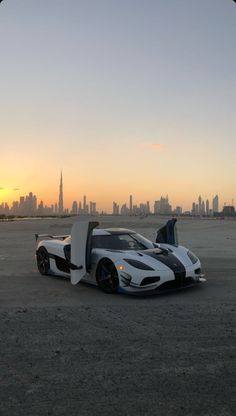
<box><xmin>0</xmin><ymin>170</ymin><xmax>234</xmax><ymax>214</ymax></box>
<box><xmin>0</xmin><ymin>173</ymin><xmax>233</xmax><ymax>216</ymax></box>
<box><xmin>1</xmin><ymin>2</ymin><xmax>236</xmax><ymax>209</ymax></box>
<box><xmin>1</xmin><ymin>190</ymin><xmax>233</xmax><ymax>217</ymax></box>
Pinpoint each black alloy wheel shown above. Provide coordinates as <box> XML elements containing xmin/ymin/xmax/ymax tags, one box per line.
<box><xmin>36</xmin><ymin>247</ymin><xmax>50</xmax><ymax>275</ymax></box>
<box><xmin>96</xmin><ymin>259</ymin><xmax>119</xmax><ymax>294</ymax></box>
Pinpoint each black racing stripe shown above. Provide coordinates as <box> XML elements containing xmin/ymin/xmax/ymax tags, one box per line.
<box><xmin>48</xmin><ymin>253</ymin><xmax>70</xmax><ymax>273</ymax></box>
<box><xmin>144</xmin><ymin>250</ymin><xmax>186</xmax><ymax>284</ymax></box>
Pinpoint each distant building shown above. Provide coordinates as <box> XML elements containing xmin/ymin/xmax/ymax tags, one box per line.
<box><xmin>113</xmin><ymin>202</ymin><xmax>119</xmax><ymax>215</ymax></box>
<box><xmin>89</xmin><ymin>201</ymin><xmax>97</xmax><ymax>215</ymax></box>
<box><xmin>139</xmin><ymin>203</ymin><xmax>147</xmax><ymax>215</ymax></box>
<box><xmin>191</xmin><ymin>202</ymin><xmax>196</xmax><ymax>216</ymax></box>
<box><xmin>222</xmin><ymin>206</ymin><xmax>235</xmax><ymax>217</ymax></box>
<box><xmin>38</xmin><ymin>200</ymin><xmax>44</xmax><ymax>215</ymax></box>
<box><xmin>173</xmin><ymin>206</ymin><xmax>182</xmax><ymax>215</ymax></box>
<box><xmin>154</xmin><ymin>196</ymin><xmax>172</xmax><ymax>215</ymax></box>
<box><xmin>5</xmin><ymin>203</ymin><xmax>10</xmax><ymax>215</ymax></box>
<box><xmin>191</xmin><ymin>195</ymin><xmax>218</xmax><ymax>217</ymax></box>
<box><xmin>198</xmin><ymin>195</ymin><xmax>202</xmax><ymax>214</ymax></box>
<box><xmin>71</xmin><ymin>201</ymin><xmax>78</xmax><ymax>215</ymax></box>
<box><xmin>83</xmin><ymin>195</ymin><xmax>89</xmax><ymax>214</ymax></box>
<box><xmin>58</xmin><ymin>172</ymin><xmax>64</xmax><ymax>214</ymax></box>
<box><xmin>129</xmin><ymin>195</ymin><xmax>133</xmax><ymax>214</ymax></box>
<box><xmin>201</xmin><ymin>200</ymin><xmax>205</xmax><ymax>215</ymax></box>
<box><xmin>120</xmin><ymin>203</ymin><xmax>129</xmax><ymax>215</ymax></box>
<box><xmin>212</xmin><ymin>194</ymin><xmax>219</xmax><ymax>214</ymax></box>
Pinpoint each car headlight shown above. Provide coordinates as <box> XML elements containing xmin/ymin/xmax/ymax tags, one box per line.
<box><xmin>124</xmin><ymin>259</ymin><xmax>155</xmax><ymax>270</ymax></box>
<box><xmin>187</xmin><ymin>250</ymin><xmax>198</xmax><ymax>264</ymax></box>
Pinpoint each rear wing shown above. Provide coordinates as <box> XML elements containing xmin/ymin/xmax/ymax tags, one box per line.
<box><xmin>35</xmin><ymin>233</ymin><xmax>69</xmax><ymax>242</ymax></box>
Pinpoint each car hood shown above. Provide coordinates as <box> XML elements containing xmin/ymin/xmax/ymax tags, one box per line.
<box><xmin>102</xmin><ymin>247</ymin><xmax>189</xmax><ymax>271</ymax></box>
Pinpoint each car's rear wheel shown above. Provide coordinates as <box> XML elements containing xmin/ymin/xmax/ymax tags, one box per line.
<box><xmin>36</xmin><ymin>247</ymin><xmax>50</xmax><ymax>275</ymax></box>
<box><xmin>96</xmin><ymin>259</ymin><xmax>119</xmax><ymax>294</ymax></box>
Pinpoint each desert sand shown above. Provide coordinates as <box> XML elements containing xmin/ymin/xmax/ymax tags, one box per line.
<box><xmin>0</xmin><ymin>216</ymin><xmax>235</xmax><ymax>415</ymax></box>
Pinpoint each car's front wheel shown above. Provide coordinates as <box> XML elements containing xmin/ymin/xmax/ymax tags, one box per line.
<box><xmin>36</xmin><ymin>247</ymin><xmax>50</xmax><ymax>275</ymax></box>
<box><xmin>96</xmin><ymin>259</ymin><xmax>119</xmax><ymax>294</ymax></box>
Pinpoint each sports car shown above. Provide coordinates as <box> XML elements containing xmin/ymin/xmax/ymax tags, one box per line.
<box><xmin>35</xmin><ymin>219</ymin><xmax>206</xmax><ymax>295</ymax></box>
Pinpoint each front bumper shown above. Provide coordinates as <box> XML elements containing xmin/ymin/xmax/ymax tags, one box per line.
<box><xmin>118</xmin><ymin>273</ymin><xmax>206</xmax><ymax>295</ymax></box>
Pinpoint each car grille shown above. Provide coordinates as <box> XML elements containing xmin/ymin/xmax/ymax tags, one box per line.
<box><xmin>156</xmin><ymin>276</ymin><xmax>195</xmax><ymax>291</ymax></box>
<box><xmin>140</xmin><ymin>276</ymin><xmax>160</xmax><ymax>286</ymax></box>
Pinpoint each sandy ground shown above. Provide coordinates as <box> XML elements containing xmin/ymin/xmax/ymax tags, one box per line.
<box><xmin>0</xmin><ymin>216</ymin><xmax>236</xmax><ymax>416</ymax></box>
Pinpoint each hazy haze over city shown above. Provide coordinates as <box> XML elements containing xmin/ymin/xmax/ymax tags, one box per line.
<box><xmin>0</xmin><ymin>1</ymin><xmax>236</xmax><ymax>211</ymax></box>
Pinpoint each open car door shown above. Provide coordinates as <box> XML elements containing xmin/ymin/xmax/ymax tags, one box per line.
<box><xmin>70</xmin><ymin>221</ymin><xmax>99</xmax><ymax>285</ymax></box>
<box><xmin>156</xmin><ymin>218</ymin><xmax>178</xmax><ymax>246</ymax></box>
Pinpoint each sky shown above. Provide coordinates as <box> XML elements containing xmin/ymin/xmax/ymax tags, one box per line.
<box><xmin>0</xmin><ymin>0</ymin><xmax>236</xmax><ymax>212</ymax></box>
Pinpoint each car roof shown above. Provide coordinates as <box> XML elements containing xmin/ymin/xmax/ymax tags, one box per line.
<box><xmin>93</xmin><ymin>228</ymin><xmax>135</xmax><ymax>236</ymax></box>
<box><xmin>63</xmin><ymin>227</ymin><xmax>136</xmax><ymax>244</ymax></box>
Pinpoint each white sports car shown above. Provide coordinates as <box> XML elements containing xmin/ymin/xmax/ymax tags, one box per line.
<box><xmin>35</xmin><ymin>219</ymin><xmax>205</xmax><ymax>295</ymax></box>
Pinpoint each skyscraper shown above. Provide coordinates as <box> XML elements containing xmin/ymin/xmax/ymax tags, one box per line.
<box><xmin>83</xmin><ymin>195</ymin><xmax>86</xmax><ymax>211</ymax></box>
<box><xmin>129</xmin><ymin>194</ymin><xmax>133</xmax><ymax>214</ymax></box>
<box><xmin>113</xmin><ymin>201</ymin><xmax>119</xmax><ymax>215</ymax></box>
<box><xmin>212</xmin><ymin>194</ymin><xmax>219</xmax><ymax>214</ymax></box>
<box><xmin>71</xmin><ymin>201</ymin><xmax>78</xmax><ymax>215</ymax></box>
<box><xmin>198</xmin><ymin>195</ymin><xmax>202</xmax><ymax>214</ymax></box>
<box><xmin>58</xmin><ymin>171</ymin><xmax>64</xmax><ymax>214</ymax></box>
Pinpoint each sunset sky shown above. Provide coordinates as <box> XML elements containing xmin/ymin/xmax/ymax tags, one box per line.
<box><xmin>1</xmin><ymin>1</ymin><xmax>236</xmax><ymax>212</ymax></box>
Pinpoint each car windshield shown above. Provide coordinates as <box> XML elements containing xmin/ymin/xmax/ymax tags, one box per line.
<box><xmin>92</xmin><ymin>233</ymin><xmax>154</xmax><ymax>251</ymax></box>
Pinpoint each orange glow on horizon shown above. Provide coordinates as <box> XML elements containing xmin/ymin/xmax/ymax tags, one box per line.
<box><xmin>0</xmin><ymin>185</ymin><xmax>228</xmax><ymax>214</ymax></box>
<box><xmin>0</xmin><ymin>189</ymin><xmax>21</xmax><ymax>205</ymax></box>
<box><xmin>0</xmin><ymin>140</ymin><xmax>234</xmax><ymax>213</ymax></box>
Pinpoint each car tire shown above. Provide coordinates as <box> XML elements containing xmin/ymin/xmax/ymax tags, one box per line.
<box><xmin>96</xmin><ymin>258</ymin><xmax>119</xmax><ymax>294</ymax></box>
<box><xmin>36</xmin><ymin>247</ymin><xmax>50</xmax><ymax>275</ymax></box>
